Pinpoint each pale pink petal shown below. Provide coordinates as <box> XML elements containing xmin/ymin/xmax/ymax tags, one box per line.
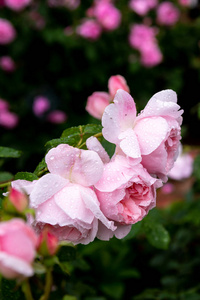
<box><xmin>102</xmin><ymin>89</ymin><xmax>136</xmax><ymax>144</ymax></box>
<box><xmin>55</xmin><ymin>184</ymin><xmax>95</xmax><ymax>224</ymax></box>
<box><xmin>114</xmin><ymin>224</ymin><xmax>132</xmax><ymax>239</ymax></box>
<box><xmin>30</xmin><ymin>173</ymin><xmax>68</xmax><ymax>208</ymax></box>
<box><xmin>119</xmin><ymin>128</ymin><xmax>141</xmax><ymax>159</ymax></box>
<box><xmin>97</xmin><ymin>222</ymin><xmax>115</xmax><ymax>240</ymax></box>
<box><xmin>80</xmin><ymin>185</ymin><xmax>116</xmax><ymax>231</ymax></box>
<box><xmin>134</xmin><ymin>117</ymin><xmax>169</xmax><ymax>155</ymax></box>
<box><xmin>11</xmin><ymin>179</ymin><xmax>37</xmax><ymax>195</ymax></box>
<box><xmin>0</xmin><ymin>252</ymin><xmax>33</xmax><ymax>278</ymax></box>
<box><xmin>137</xmin><ymin>89</ymin><xmax>183</xmax><ymax>121</ymax></box>
<box><xmin>86</xmin><ymin>136</ymin><xmax>110</xmax><ymax>163</ymax></box>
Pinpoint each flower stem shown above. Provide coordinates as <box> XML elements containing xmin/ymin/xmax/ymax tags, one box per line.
<box><xmin>39</xmin><ymin>268</ymin><xmax>53</xmax><ymax>300</ymax></box>
<box><xmin>22</xmin><ymin>279</ymin><xmax>34</xmax><ymax>300</ymax></box>
<box><xmin>0</xmin><ymin>181</ymin><xmax>11</xmax><ymax>189</ymax></box>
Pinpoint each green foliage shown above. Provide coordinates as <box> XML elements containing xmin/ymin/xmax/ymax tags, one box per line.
<box><xmin>14</xmin><ymin>172</ymin><xmax>38</xmax><ymax>181</ymax></box>
<box><xmin>0</xmin><ymin>147</ymin><xmax>21</xmax><ymax>158</ymax></box>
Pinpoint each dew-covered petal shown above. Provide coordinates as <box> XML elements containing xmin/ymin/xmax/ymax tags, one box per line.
<box><xmin>55</xmin><ymin>184</ymin><xmax>95</xmax><ymax>224</ymax></box>
<box><xmin>11</xmin><ymin>179</ymin><xmax>37</xmax><ymax>195</ymax></box>
<box><xmin>80</xmin><ymin>185</ymin><xmax>116</xmax><ymax>231</ymax></box>
<box><xmin>134</xmin><ymin>116</ymin><xmax>169</xmax><ymax>155</ymax></box>
<box><xmin>30</xmin><ymin>173</ymin><xmax>68</xmax><ymax>208</ymax></box>
<box><xmin>86</xmin><ymin>136</ymin><xmax>110</xmax><ymax>163</ymax></box>
<box><xmin>102</xmin><ymin>89</ymin><xmax>136</xmax><ymax>144</ymax></box>
<box><xmin>137</xmin><ymin>89</ymin><xmax>183</xmax><ymax>121</ymax></box>
<box><xmin>119</xmin><ymin>128</ymin><xmax>141</xmax><ymax>159</ymax></box>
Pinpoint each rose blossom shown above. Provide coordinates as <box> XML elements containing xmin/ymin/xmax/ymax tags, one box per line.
<box><xmin>86</xmin><ymin>92</ymin><xmax>110</xmax><ymax>120</ymax></box>
<box><xmin>129</xmin><ymin>0</ymin><xmax>158</xmax><ymax>16</ymax></box>
<box><xmin>0</xmin><ymin>18</ymin><xmax>16</xmax><ymax>45</ymax></box>
<box><xmin>0</xmin><ymin>56</ymin><xmax>16</xmax><ymax>72</ymax></box>
<box><xmin>168</xmin><ymin>145</ymin><xmax>193</xmax><ymax>180</ymax></box>
<box><xmin>86</xmin><ymin>75</ymin><xmax>130</xmax><ymax>119</ymax></box>
<box><xmin>140</xmin><ymin>43</ymin><xmax>163</xmax><ymax>67</ymax></box>
<box><xmin>102</xmin><ymin>89</ymin><xmax>183</xmax><ymax>181</ymax></box>
<box><xmin>47</xmin><ymin>110</ymin><xmax>67</xmax><ymax>124</ymax></box>
<box><xmin>129</xmin><ymin>24</ymin><xmax>158</xmax><ymax>51</ymax></box>
<box><xmin>0</xmin><ymin>98</ymin><xmax>9</xmax><ymax>111</ymax></box>
<box><xmin>4</xmin><ymin>0</ymin><xmax>31</xmax><ymax>11</ymax></box>
<box><xmin>108</xmin><ymin>75</ymin><xmax>130</xmax><ymax>99</ymax></box>
<box><xmin>12</xmin><ymin>144</ymin><xmax>117</xmax><ymax>244</ymax></box>
<box><xmin>95</xmin><ymin>155</ymin><xmax>162</xmax><ymax>226</ymax></box>
<box><xmin>0</xmin><ymin>110</ymin><xmax>19</xmax><ymax>129</ymax></box>
<box><xmin>76</xmin><ymin>19</ymin><xmax>102</xmax><ymax>40</ymax></box>
<box><xmin>33</xmin><ymin>96</ymin><xmax>50</xmax><ymax>117</ymax></box>
<box><xmin>93</xmin><ymin>1</ymin><xmax>121</xmax><ymax>31</ymax></box>
<box><xmin>0</xmin><ymin>219</ymin><xmax>37</xmax><ymax>279</ymax></box>
<box><xmin>157</xmin><ymin>2</ymin><xmax>180</xmax><ymax>26</ymax></box>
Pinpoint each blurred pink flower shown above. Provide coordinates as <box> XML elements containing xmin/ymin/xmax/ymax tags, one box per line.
<box><xmin>129</xmin><ymin>24</ymin><xmax>158</xmax><ymax>51</ymax></box>
<box><xmin>157</xmin><ymin>2</ymin><xmax>180</xmax><ymax>26</ymax></box>
<box><xmin>0</xmin><ymin>99</ymin><xmax>9</xmax><ymax>111</ymax></box>
<box><xmin>94</xmin><ymin>1</ymin><xmax>121</xmax><ymax>31</ymax></box>
<box><xmin>0</xmin><ymin>56</ymin><xmax>16</xmax><ymax>72</ymax></box>
<box><xmin>0</xmin><ymin>110</ymin><xmax>19</xmax><ymax>129</ymax></box>
<box><xmin>179</xmin><ymin>0</ymin><xmax>198</xmax><ymax>7</ymax></box>
<box><xmin>4</xmin><ymin>0</ymin><xmax>31</xmax><ymax>11</ymax></box>
<box><xmin>76</xmin><ymin>19</ymin><xmax>102</xmax><ymax>40</ymax></box>
<box><xmin>140</xmin><ymin>43</ymin><xmax>163</xmax><ymax>67</ymax></box>
<box><xmin>161</xmin><ymin>182</ymin><xmax>174</xmax><ymax>194</ymax></box>
<box><xmin>86</xmin><ymin>92</ymin><xmax>110</xmax><ymax>119</ymax></box>
<box><xmin>33</xmin><ymin>96</ymin><xmax>50</xmax><ymax>117</ymax></box>
<box><xmin>108</xmin><ymin>75</ymin><xmax>130</xmax><ymax>98</ymax></box>
<box><xmin>168</xmin><ymin>146</ymin><xmax>194</xmax><ymax>180</ymax></box>
<box><xmin>0</xmin><ymin>219</ymin><xmax>37</xmax><ymax>279</ymax></box>
<box><xmin>0</xmin><ymin>18</ymin><xmax>16</xmax><ymax>45</ymax></box>
<box><xmin>47</xmin><ymin>110</ymin><xmax>67</xmax><ymax>124</ymax></box>
<box><xmin>129</xmin><ymin>0</ymin><xmax>158</xmax><ymax>16</ymax></box>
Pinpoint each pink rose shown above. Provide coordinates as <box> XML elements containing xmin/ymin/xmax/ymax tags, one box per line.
<box><xmin>129</xmin><ymin>24</ymin><xmax>158</xmax><ymax>51</ymax></box>
<box><xmin>129</xmin><ymin>0</ymin><xmax>158</xmax><ymax>15</ymax></box>
<box><xmin>108</xmin><ymin>75</ymin><xmax>130</xmax><ymax>99</ymax></box>
<box><xmin>157</xmin><ymin>2</ymin><xmax>180</xmax><ymax>26</ymax></box>
<box><xmin>0</xmin><ymin>18</ymin><xmax>16</xmax><ymax>45</ymax></box>
<box><xmin>168</xmin><ymin>145</ymin><xmax>193</xmax><ymax>180</ymax></box>
<box><xmin>140</xmin><ymin>43</ymin><xmax>163</xmax><ymax>67</ymax></box>
<box><xmin>102</xmin><ymin>89</ymin><xmax>183</xmax><ymax>181</ymax></box>
<box><xmin>4</xmin><ymin>0</ymin><xmax>31</xmax><ymax>11</ymax></box>
<box><xmin>86</xmin><ymin>75</ymin><xmax>130</xmax><ymax>119</ymax></box>
<box><xmin>86</xmin><ymin>91</ymin><xmax>111</xmax><ymax>119</ymax></box>
<box><xmin>95</xmin><ymin>154</ymin><xmax>162</xmax><ymax>226</ymax></box>
<box><xmin>33</xmin><ymin>96</ymin><xmax>50</xmax><ymax>117</ymax></box>
<box><xmin>0</xmin><ymin>56</ymin><xmax>16</xmax><ymax>72</ymax></box>
<box><xmin>76</xmin><ymin>19</ymin><xmax>102</xmax><ymax>40</ymax></box>
<box><xmin>94</xmin><ymin>2</ymin><xmax>121</xmax><ymax>31</ymax></box>
<box><xmin>0</xmin><ymin>219</ymin><xmax>37</xmax><ymax>279</ymax></box>
<box><xmin>0</xmin><ymin>110</ymin><xmax>19</xmax><ymax>129</ymax></box>
<box><xmin>13</xmin><ymin>144</ymin><xmax>116</xmax><ymax>245</ymax></box>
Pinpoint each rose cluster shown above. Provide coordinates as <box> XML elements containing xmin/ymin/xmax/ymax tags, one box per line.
<box><xmin>6</xmin><ymin>88</ymin><xmax>183</xmax><ymax>250</ymax></box>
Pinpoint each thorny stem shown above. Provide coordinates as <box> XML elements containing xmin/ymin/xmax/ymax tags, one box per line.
<box><xmin>39</xmin><ymin>268</ymin><xmax>53</xmax><ymax>300</ymax></box>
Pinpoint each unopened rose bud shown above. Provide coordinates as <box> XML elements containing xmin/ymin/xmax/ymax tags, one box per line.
<box><xmin>37</xmin><ymin>226</ymin><xmax>58</xmax><ymax>257</ymax></box>
<box><xmin>8</xmin><ymin>187</ymin><xmax>28</xmax><ymax>212</ymax></box>
<box><xmin>108</xmin><ymin>75</ymin><xmax>130</xmax><ymax>99</ymax></box>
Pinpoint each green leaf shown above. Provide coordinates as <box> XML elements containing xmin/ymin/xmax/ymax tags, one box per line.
<box><xmin>0</xmin><ymin>147</ymin><xmax>21</xmax><ymax>158</ymax></box>
<box><xmin>14</xmin><ymin>172</ymin><xmax>38</xmax><ymax>181</ymax></box>
<box><xmin>0</xmin><ymin>172</ymin><xmax>13</xmax><ymax>183</ymax></box>
<box><xmin>45</xmin><ymin>124</ymin><xmax>102</xmax><ymax>151</ymax></box>
<box><xmin>143</xmin><ymin>221</ymin><xmax>170</xmax><ymax>250</ymax></box>
<box><xmin>193</xmin><ymin>154</ymin><xmax>200</xmax><ymax>180</ymax></box>
<box><xmin>122</xmin><ymin>221</ymin><xmax>142</xmax><ymax>241</ymax></box>
<box><xmin>33</xmin><ymin>158</ymin><xmax>47</xmax><ymax>176</ymax></box>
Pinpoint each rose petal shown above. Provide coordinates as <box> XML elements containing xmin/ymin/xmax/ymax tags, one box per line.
<box><xmin>134</xmin><ymin>116</ymin><xmax>169</xmax><ymax>155</ymax></box>
<box><xmin>102</xmin><ymin>89</ymin><xmax>136</xmax><ymax>144</ymax></box>
<box><xmin>86</xmin><ymin>136</ymin><xmax>110</xmax><ymax>163</ymax></box>
<box><xmin>119</xmin><ymin>128</ymin><xmax>141</xmax><ymax>159</ymax></box>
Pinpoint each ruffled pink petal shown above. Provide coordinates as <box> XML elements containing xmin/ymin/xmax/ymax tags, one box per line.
<box><xmin>30</xmin><ymin>173</ymin><xmax>68</xmax><ymax>208</ymax></box>
<box><xmin>134</xmin><ymin>116</ymin><xmax>169</xmax><ymax>155</ymax></box>
<box><xmin>0</xmin><ymin>252</ymin><xmax>33</xmax><ymax>278</ymax></box>
<box><xmin>86</xmin><ymin>136</ymin><xmax>110</xmax><ymax>163</ymax></box>
<box><xmin>55</xmin><ymin>184</ymin><xmax>95</xmax><ymax>224</ymax></box>
<box><xmin>102</xmin><ymin>89</ymin><xmax>136</xmax><ymax>144</ymax></box>
<box><xmin>119</xmin><ymin>128</ymin><xmax>141</xmax><ymax>159</ymax></box>
<box><xmin>137</xmin><ymin>89</ymin><xmax>183</xmax><ymax>121</ymax></box>
<box><xmin>114</xmin><ymin>224</ymin><xmax>132</xmax><ymax>239</ymax></box>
